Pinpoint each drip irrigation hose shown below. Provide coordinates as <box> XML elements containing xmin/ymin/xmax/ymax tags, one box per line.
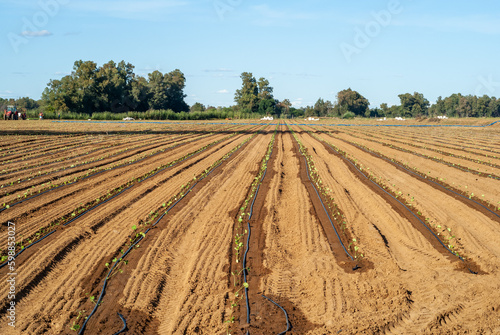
<box><xmin>341</xmin><ymin>139</ymin><xmax>500</xmax><ymax>220</ymax></box>
<box><xmin>301</xmin><ymin>155</ymin><xmax>355</xmax><ymax>263</ymax></box>
<box><xmin>0</xmin><ymin>230</ymin><xmax>57</xmax><ymax>269</ymax></box>
<box><xmin>322</xmin><ymin>141</ymin><xmax>477</xmax><ymax>275</ymax></box>
<box><xmin>261</xmin><ymin>295</ymin><xmax>291</xmax><ymax>335</ymax></box>
<box><xmin>241</xmin><ymin>130</ymin><xmax>277</xmax><ymax>333</ymax></box>
<box><xmin>78</xmin><ymin>130</ymin><xmax>260</xmax><ymax>334</ymax></box>
<box><xmin>113</xmin><ymin>313</ymin><xmax>127</xmax><ymax>335</ymax></box>
<box><xmin>288</xmin><ymin>125</ymin><xmax>358</xmax><ymax>267</ymax></box>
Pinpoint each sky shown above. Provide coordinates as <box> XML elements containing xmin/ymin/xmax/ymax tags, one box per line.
<box><xmin>1</xmin><ymin>0</ymin><xmax>500</xmax><ymax>108</ymax></box>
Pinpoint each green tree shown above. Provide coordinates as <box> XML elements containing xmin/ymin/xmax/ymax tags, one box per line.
<box><xmin>235</xmin><ymin>72</ymin><xmax>259</xmax><ymax>113</ymax></box>
<box><xmin>334</xmin><ymin>88</ymin><xmax>369</xmax><ymax>116</ymax></box>
<box><xmin>398</xmin><ymin>92</ymin><xmax>429</xmax><ymax>117</ymax></box>
<box><xmin>190</xmin><ymin>102</ymin><xmax>206</xmax><ymax>112</ymax></box>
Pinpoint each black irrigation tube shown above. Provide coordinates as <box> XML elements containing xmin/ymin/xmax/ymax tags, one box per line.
<box><xmin>301</xmin><ymin>153</ymin><xmax>355</xmax><ymax>263</ymax></box>
<box><xmin>0</xmin><ymin>133</ymin><xmax>215</xmax><ymax>213</ymax></box>
<box><xmin>289</xmin><ymin>129</ymin><xmax>355</xmax><ymax>263</ymax></box>
<box><xmin>78</xmin><ymin>129</ymin><xmax>261</xmax><ymax>335</ymax></box>
<box><xmin>261</xmin><ymin>294</ymin><xmax>291</xmax><ymax>335</ymax></box>
<box><xmin>0</xmin><ymin>230</ymin><xmax>57</xmax><ymax>269</ymax></box>
<box><xmin>319</xmin><ymin>138</ymin><xmax>477</xmax><ymax>275</ymax></box>
<box><xmin>113</xmin><ymin>313</ymin><xmax>127</xmax><ymax>335</ymax></box>
<box><xmin>334</xmin><ymin>136</ymin><xmax>500</xmax><ymax>220</ymax></box>
<box><xmin>240</xmin><ymin>129</ymin><xmax>283</xmax><ymax>334</ymax></box>
<box><xmin>347</xmin><ymin>129</ymin><xmax>500</xmax><ymax>171</ymax></box>
<box><xmin>0</xmin><ymin>132</ymin><xmax>241</xmax><ymax>268</ymax></box>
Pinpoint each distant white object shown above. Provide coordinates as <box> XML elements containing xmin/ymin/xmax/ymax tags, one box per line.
<box><xmin>88</xmin><ymin>119</ymin><xmax>91</xmax><ymax>121</ymax></box>
<box><xmin>260</xmin><ymin>116</ymin><xmax>273</xmax><ymax>120</ymax></box>
<box><xmin>437</xmin><ymin>115</ymin><xmax>448</xmax><ymax>119</ymax></box>
<box><xmin>395</xmin><ymin>117</ymin><xmax>406</xmax><ymax>121</ymax></box>
<box><xmin>123</xmin><ymin>117</ymin><xmax>134</xmax><ymax>121</ymax></box>
<box><xmin>377</xmin><ymin>117</ymin><xmax>387</xmax><ymax>121</ymax></box>
<box><xmin>305</xmin><ymin>117</ymin><xmax>319</xmax><ymax>121</ymax></box>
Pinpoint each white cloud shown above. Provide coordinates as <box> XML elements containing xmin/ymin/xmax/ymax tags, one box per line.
<box><xmin>21</xmin><ymin>30</ymin><xmax>52</xmax><ymax>37</ymax></box>
<box><xmin>217</xmin><ymin>89</ymin><xmax>229</xmax><ymax>94</ymax></box>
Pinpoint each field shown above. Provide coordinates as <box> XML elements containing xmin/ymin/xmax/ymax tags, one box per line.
<box><xmin>0</xmin><ymin>119</ymin><xmax>500</xmax><ymax>334</ymax></box>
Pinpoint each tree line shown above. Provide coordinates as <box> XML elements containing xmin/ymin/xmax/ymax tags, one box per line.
<box><xmin>40</xmin><ymin>60</ymin><xmax>188</xmax><ymax>114</ymax></box>
<box><xmin>2</xmin><ymin>63</ymin><xmax>500</xmax><ymax>119</ymax></box>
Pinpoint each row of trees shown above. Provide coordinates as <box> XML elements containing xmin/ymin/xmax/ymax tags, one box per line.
<box><xmin>298</xmin><ymin>91</ymin><xmax>500</xmax><ymax>119</ymax></box>
<box><xmin>4</xmin><ymin>65</ymin><xmax>500</xmax><ymax>119</ymax></box>
<box><xmin>41</xmin><ymin>60</ymin><xmax>189</xmax><ymax>114</ymax></box>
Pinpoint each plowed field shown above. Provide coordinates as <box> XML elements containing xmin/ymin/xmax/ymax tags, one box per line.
<box><xmin>1</xmin><ymin>120</ymin><xmax>499</xmax><ymax>334</ymax></box>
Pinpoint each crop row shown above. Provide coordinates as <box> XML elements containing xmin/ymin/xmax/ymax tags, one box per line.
<box><xmin>343</xmin><ymin>128</ymin><xmax>500</xmax><ymax>168</ymax></box>
<box><xmin>290</xmin><ymin>125</ymin><xmax>362</xmax><ymax>266</ymax></box>
<box><xmin>0</xmin><ymin>134</ymin><xmax>177</xmax><ymax>177</ymax></box>
<box><xmin>226</xmin><ymin>126</ymin><xmax>277</xmax><ymax>334</ymax></box>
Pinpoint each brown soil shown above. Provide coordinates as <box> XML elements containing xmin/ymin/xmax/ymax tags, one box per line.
<box><xmin>0</xmin><ymin>120</ymin><xmax>499</xmax><ymax>334</ymax></box>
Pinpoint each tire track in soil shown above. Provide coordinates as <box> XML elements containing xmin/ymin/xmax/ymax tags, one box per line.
<box><xmin>0</xmin><ymin>129</ymin><xmax>258</xmax><ymax>334</ymax></box>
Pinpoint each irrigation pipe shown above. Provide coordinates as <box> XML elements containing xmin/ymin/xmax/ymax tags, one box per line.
<box><xmin>261</xmin><ymin>294</ymin><xmax>291</xmax><ymax>335</ymax></box>
<box><xmin>289</xmin><ymin>127</ymin><xmax>356</xmax><ymax>265</ymax></box>
<box><xmin>240</xmin><ymin>129</ymin><xmax>277</xmax><ymax>333</ymax></box>
<box><xmin>113</xmin><ymin>313</ymin><xmax>127</xmax><ymax>335</ymax></box>
<box><xmin>0</xmin><ymin>134</ymin><xmax>186</xmax><ymax>188</ymax></box>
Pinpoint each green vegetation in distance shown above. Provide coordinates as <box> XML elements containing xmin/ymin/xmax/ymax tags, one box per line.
<box><xmin>1</xmin><ymin>59</ymin><xmax>499</xmax><ymax>120</ymax></box>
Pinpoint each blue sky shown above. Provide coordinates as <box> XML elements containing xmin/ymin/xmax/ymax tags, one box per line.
<box><xmin>1</xmin><ymin>0</ymin><xmax>500</xmax><ymax>108</ymax></box>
